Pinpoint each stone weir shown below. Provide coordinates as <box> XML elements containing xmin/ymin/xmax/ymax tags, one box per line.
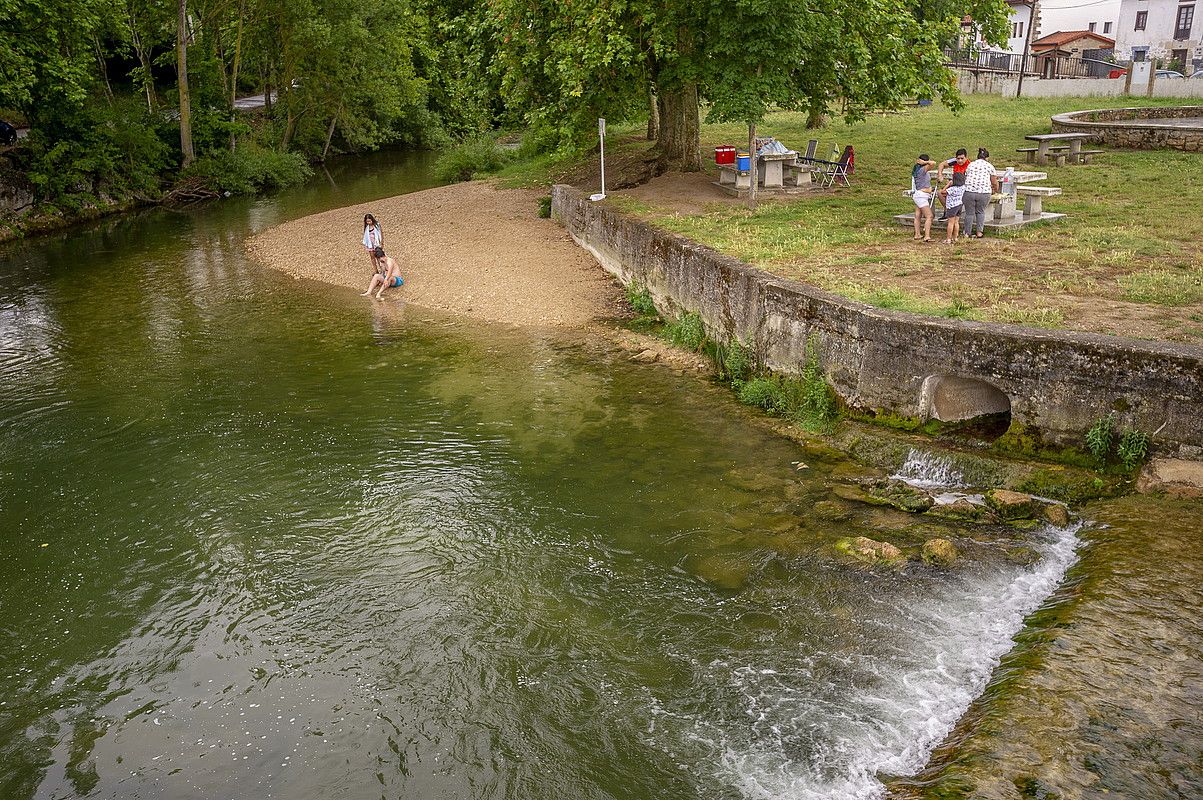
<box><xmin>552</xmin><ymin>184</ymin><xmax>1203</xmax><ymax>459</ymax></box>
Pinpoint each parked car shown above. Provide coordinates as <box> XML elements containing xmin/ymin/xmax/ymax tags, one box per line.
<box><xmin>1191</xmin><ymin>69</ymin><xmax>1203</xmax><ymax>79</ymax></box>
<box><xmin>1156</xmin><ymin>69</ymin><xmax>1185</xmax><ymax>78</ymax></box>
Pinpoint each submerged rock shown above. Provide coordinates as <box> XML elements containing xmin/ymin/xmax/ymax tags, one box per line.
<box><xmin>1136</xmin><ymin>458</ymin><xmax>1203</xmax><ymax>498</ymax></box>
<box><xmin>1005</xmin><ymin>546</ymin><xmax>1041</xmax><ymax>567</ymax></box>
<box><xmin>921</xmin><ymin>538</ymin><xmax>958</xmax><ymax>567</ymax></box>
<box><xmin>985</xmin><ymin>489</ymin><xmax>1039</xmax><ymax>520</ymax></box>
<box><xmin>832</xmin><ymin>480</ymin><xmax>934</xmax><ymax>513</ymax></box>
<box><xmin>835</xmin><ymin>536</ymin><xmax>906</xmax><ymax>567</ymax></box>
<box><xmin>812</xmin><ymin>499</ymin><xmax>853</xmax><ymax>522</ymax></box>
<box><xmin>689</xmin><ymin>553</ymin><xmax>754</xmax><ymax>591</ymax></box>
<box><xmin>629</xmin><ymin>349</ymin><xmax>660</xmax><ymax>364</ymax></box>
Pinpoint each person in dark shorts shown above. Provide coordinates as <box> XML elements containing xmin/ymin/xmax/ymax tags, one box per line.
<box><xmin>943</xmin><ymin>172</ymin><xmax>966</xmax><ymax>243</ymax></box>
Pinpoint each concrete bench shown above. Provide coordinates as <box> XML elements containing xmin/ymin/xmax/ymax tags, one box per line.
<box><xmin>1017</xmin><ymin>146</ymin><xmax>1070</xmax><ymax>166</ymax></box>
<box><xmin>716</xmin><ymin>163</ymin><xmax>751</xmax><ymax>191</ymax></box>
<box><xmin>1078</xmin><ymin>149</ymin><xmax>1105</xmax><ymax>164</ymax></box>
<box><xmin>1015</xmin><ymin>185</ymin><xmax>1062</xmax><ymax>218</ymax></box>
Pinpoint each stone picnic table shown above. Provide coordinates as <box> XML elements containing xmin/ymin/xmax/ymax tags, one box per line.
<box><xmin>715</xmin><ymin>151</ymin><xmax>815</xmax><ymax>196</ymax></box>
<box><xmin>1022</xmin><ymin>132</ymin><xmax>1094</xmax><ymax>165</ymax></box>
<box><xmin>990</xmin><ymin>169</ymin><xmax>1047</xmax><ymax>222</ymax></box>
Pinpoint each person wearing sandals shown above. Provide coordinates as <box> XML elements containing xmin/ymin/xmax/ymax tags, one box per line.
<box><xmin>943</xmin><ymin>172</ymin><xmax>966</xmax><ymax>243</ymax></box>
<box><xmin>911</xmin><ymin>155</ymin><xmax>938</xmax><ymax>242</ymax></box>
<box><xmin>362</xmin><ymin>214</ymin><xmax>383</xmax><ymax>271</ymax></box>
<box><xmin>962</xmin><ymin>148</ymin><xmax>1000</xmax><ymax>239</ymax></box>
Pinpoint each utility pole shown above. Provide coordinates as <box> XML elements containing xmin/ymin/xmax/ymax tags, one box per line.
<box><xmin>1016</xmin><ymin>0</ymin><xmax>1038</xmax><ymax>98</ymax></box>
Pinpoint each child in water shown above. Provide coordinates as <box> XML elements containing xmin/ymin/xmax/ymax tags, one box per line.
<box><xmin>361</xmin><ymin>247</ymin><xmax>404</xmax><ymax>300</ymax></box>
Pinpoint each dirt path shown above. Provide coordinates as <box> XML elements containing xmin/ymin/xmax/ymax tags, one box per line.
<box><xmin>247</xmin><ymin>181</ymin><xmax>622</xmax><ymax>327</ymax></box>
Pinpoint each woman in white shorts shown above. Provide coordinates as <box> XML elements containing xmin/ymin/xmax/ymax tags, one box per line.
<box><xmin>911</xmin><ymin>155</ymin><xmax>938</xmax><ymax>242</ymax></box>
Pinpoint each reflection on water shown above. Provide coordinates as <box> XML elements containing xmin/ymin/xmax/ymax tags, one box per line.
<box><xmin>1</xmin><ymin>150</ymin><xmax>1183</xmax><ymax>800</ymax></box>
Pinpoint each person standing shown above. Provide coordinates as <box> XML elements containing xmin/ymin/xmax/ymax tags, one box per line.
<box><xmin>362</xmin><ymin>214</ymin><xmax>383</xmax><ymax>271</ymax></box>
<box><xmin>936</xmin><ymin>148</ymin><xmax>969</xmax><ymax>219</ymax></box>
<box><xmin>962</xmin><ymin>148</ymin><xmax>1000</xmax><ymax>239</ymax></box>
<box><xmin>911</xmin><ymin>155</ymin><xmax>938</xmax><ymax>242</ymax></box>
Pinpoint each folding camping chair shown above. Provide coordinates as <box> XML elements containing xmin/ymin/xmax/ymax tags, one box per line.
<box><xmin>797</xmin><ymin>139</ymin><xmax>819</xmax><ymax>165</ymax></box>
<box><xmin>812</xmin><ymin>145</ymin><xmax>854</xmax><ymax>188</ymax></box>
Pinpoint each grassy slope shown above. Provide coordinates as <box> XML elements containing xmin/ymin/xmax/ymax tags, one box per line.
<box><xmin>506</xmin><ymin>96</ymin><xmax>1203</xmax><ymax>342</ymax></box>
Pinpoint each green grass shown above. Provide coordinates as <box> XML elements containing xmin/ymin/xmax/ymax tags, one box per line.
<box><xmin>1117</xmin><ymin>267</ymin><xmax>1203</xmax><ymax>306</ymax></box>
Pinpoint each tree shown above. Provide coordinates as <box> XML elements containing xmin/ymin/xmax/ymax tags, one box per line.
<box><xmin>177</xmin><ymin>0</ymin><xmax>195</xmax><ymax>165</ymax></box>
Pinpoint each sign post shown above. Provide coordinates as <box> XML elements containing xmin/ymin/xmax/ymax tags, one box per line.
<box><xmin>590</xmin><ymin>118</ymin><xmax>606</xmax><ymax>201</ymax></box>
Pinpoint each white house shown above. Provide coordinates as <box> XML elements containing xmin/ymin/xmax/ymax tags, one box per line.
<box><xmin>1115</xmin><ymin>0</ymin><xmax>1203</xmax><ymax>70</ymax></box>
<box><xmin>1003</xmin><ymin>0</ymin><xmax>1039</xmax><ymax>55</ymax></box>
<box><xmin>1040</xmin><ymin>0</ymin><xmax>1121</xmax><ymax>39</ymax></box>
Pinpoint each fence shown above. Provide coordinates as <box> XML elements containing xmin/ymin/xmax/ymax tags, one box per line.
<box><xmin>943</xmin><ymin>49</ymin><xmax>1120</xmax><ymax>80</ymax></box>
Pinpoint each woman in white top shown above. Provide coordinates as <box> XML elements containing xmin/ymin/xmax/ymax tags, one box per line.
<box><xmin>961</xmin><ymin>148</ymin><xmax>1000</xmax><ymax>239</ymax></box>
<box><xmin>362</xmin><ymin>214</ymin><xmax>383</xmax><ymax>271</ymax></box>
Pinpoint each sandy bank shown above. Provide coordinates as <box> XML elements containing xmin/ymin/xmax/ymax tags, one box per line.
<box><xmin>247</xmin><ymin>181</ymin><xmax>621</xmax><ymax>327</ymax></box>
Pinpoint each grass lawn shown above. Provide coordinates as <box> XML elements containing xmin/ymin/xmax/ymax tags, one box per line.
<box><xmin>509</xmin><ymin>95</ymin><xmax>1203</xmax><ymax>343</ymax></box>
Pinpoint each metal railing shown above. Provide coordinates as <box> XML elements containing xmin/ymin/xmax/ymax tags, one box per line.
<box><xmin>943</xmin><ymin>49</ymin><xmax>1123</xmax><ymax>79</ymax></box>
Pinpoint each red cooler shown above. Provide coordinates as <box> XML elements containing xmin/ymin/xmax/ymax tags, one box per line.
<box><xmin>714</xmin><ymin>145</ymin><xmax>736</xmax><ymax>165</ymax></box>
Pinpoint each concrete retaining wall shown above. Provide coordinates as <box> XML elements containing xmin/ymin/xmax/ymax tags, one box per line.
<box><xmin>1050</xmin><ymin>106</ymin><xmax>1203</xmax><ymax>151</ymax></box>
<box><xmin>553</xmin><ymin>185</ymin><xmax>1203</xmax><ymax>458</ymax></box>
<box><xmin>957</xmin><ymin>73</ymin><xmax>1203</xmax><ymax>99</ymax></box>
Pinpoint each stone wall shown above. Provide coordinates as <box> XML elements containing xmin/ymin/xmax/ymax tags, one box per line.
<box><xmin>957</xmin><ymin>73</ymin><xmax>1203</xmax><ymax>99</ymax></box>
<box><xmin>1050</xmin><ymin>106</ymin><xmax>1203</xmax><ymax>150</ymax></box>
<box><xmin>552</xmin><ymin>185</ymin><xmax>1203</xmax><ymax>458</ymax></box>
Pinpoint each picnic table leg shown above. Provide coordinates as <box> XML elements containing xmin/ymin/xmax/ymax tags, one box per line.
<box><xmin>1069</xmin><ymin>139</ymin><xmax>1082</xmax><ymax>164</ymax></box>
<box><xmin>762</xmin><ymin>159</ymin><xmax>784</xmax><ymax>189</ymax></box>
<box><xmin>1036</xmin><ymin>141</ymin><xmax>1049</xmax><ymax>166</ymax></box>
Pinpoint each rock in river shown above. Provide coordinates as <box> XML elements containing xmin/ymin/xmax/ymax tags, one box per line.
<box><xmin>836</xmin><ymin>536</ymin><xmax>906</xmax><ymax>567</ymax></box>
<box><xmin>921</xmin><ymin>538</ymin><xmax>959</xmax><ymax>567</ymax></box>
<box><xmin>984</xmin><ymin>489</ymin><xmax>1039</xmax><ymax>520</ymax></box>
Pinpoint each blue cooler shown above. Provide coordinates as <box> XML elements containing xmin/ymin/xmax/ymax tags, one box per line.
<box><xmin>736</xmin><ymin>152</ymin><xmax>751</xmax><ymax>171</ymax></box>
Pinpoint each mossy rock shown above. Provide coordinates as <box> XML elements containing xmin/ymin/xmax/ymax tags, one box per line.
<box><xmin>925</xmin><ymin>498</ymin><xmax>992</xmax><ymax>523</ymax></box>
<box><xmin>812</xmin><ymin>499</ymin><xmax>853</xmax><ymax>521</ymax></box>
<box><xmin>835</xmin><ymin>535</ymin><xmax>906</xmax><ymax>568</ymax></box>
<box><xmin>921</xmin><ymin>538</ymin><xmax>959</xmax><ymax>567</ymax></box>
<box><xmin>860</xmin><ymin>479</ymin><xmax>935</xmax><ymax>513</ymax></box>
<box><xmin>1043</xmin><ymin>503</ymin><xmax>1072</xmax><ymax>527</ymax></box>
<box><xmin>984</xmin><ymin>489</ymin><xmax>1040</xmax><ymax>520</ymax></box>
<box><xmin>831</xmin><ymin>484</ymin><xmax>888</xmax><ymax>506</ymax></box>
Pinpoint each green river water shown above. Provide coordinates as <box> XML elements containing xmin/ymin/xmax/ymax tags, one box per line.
<box><xmin>1</xmin><ymin>152</ymin><xmax>1199</xmax><ymax>800</ymax></box>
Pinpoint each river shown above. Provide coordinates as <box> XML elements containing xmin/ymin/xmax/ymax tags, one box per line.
<box><xmin>0</xmin><ymin>151</ymin><xmax>1197</xmax><ymax>800</ymax></box>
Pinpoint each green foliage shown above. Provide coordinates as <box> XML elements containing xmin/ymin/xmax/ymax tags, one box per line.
<box><xmin>731</xmin><ymin>338</ymin><xmax>836</xmax><ymax>433</ymax></box>
<box><xmin>797</xmin><ymin>338</ymin><xmax>838</xmax><ymax>433</ymax></box>
<box><xmin>737</xmin><ymin>376</ymin><xmax>777</xmax><ymax>409</ymax></box>
<box><xmin>184</xmin><ymin>146</ymin><xmax>313</xmax><ymax>195</ymax></box>
<box><xmin>433</xmin><ymin>136</ymin><xmax>514</xmax><ymax>183</ymax></box>
<box><xmin>625</xmin><ymin>282</ymin><xmax>658</xmax><ymax>317</ymax></box>
<box><xmin>719</xmin><ymin>340</ymin><xmax>753</xmax><ymax>382</ymax></box>
<box><xmin>537</xmin><ymin>195</ymin><xmax>552</xmax><ymax>218</ymax></box>
<box><xmin>1117</xmin><ymin>429</ymin><xmax>1150</xmax><ymax>472</ymax></box>
<box><xmin>1085</xmin><ymin>416</ymin><xmax>1115</xmax><ymax>462</ymax></box>
<box><xmin>25</xmin><ymin>97</ymin><xmax>172</xmax><ymax>207</ymax></box>
<box><xmin>663</xmin><ymin>311</ymin><xmax>706</xmax><ymax>351</ymax></box>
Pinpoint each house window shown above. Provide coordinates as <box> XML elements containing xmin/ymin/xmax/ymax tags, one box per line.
<box><xmin>1089</xmin><ymin>22</ymin><xmax>1097</xmax><ymax>32</ymax></box>
<box><xmin>1104</xmin><ymin>21</ymin><xmax>1112</xmax><ymax>34</ymax></box>
<box><xmin>1135</xmin><ymin>11</ymin><xmax>1147</xmax><ymax>30</ymax></box>
<box><xmin>1012</xmin><ymin>21</ymin><xmax>1024</xmax><ymax>39</ymax></box>
<box><xmin>1175</xmin><ymin>5</ymin><xmax>1194</xmax><ymax>40</ymax></box>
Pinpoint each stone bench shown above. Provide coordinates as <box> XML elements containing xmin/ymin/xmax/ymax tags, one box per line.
<box><xmin>716</xmin><ymin>163</ymin><xmax>752</xmax><ymax>191</ymax></box>
<box><xmin>1078</xmin><ymin>149</ymin><xmax>1105</xmax><ymax>164</ymax></box>
<box><xmin>1015</xmin><ymin>184</ymin><xmax>1062</xmax><ymax>218</ymax></box>
<box><xmin>1017</xmin><ymin>146</ymin><xmax>1071</xmax><ymax>166</ymax></box>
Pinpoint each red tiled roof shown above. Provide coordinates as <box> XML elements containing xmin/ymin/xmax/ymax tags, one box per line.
<box><xmin>1032</xmin><ymin>30</ymin><xmax>1116</xmax><ymax>48</ymax></box>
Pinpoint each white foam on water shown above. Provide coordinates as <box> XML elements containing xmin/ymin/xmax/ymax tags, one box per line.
<box><xmin>671</xmin><ymin>522</ymin><xmax>1082</xmax><ymax>800</ymax></box>
<box><xmin>891</xmin><ymin>449</ymin><xmax>966</xmax><ymax>489</ymax></box>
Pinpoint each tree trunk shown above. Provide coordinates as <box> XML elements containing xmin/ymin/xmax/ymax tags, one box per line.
<box><xmin>646</xmin><ymin>84</ymin><xmax>659</xmax><ymax>141</ymax></box>
<box><xmin>130</xmin><ymin>20</ymin><xmax>157</xmax><ymax>111</ymax></box>
<box><xmin>321</xmin><ymin>106</ymin><xmax>340</xmax><ymax>161</ymax></box>
<box><xmin>656</xmin><ymin>83</ymin><xmax>701</xmax><ymax>171</ymax></box>
<box><xmin>746</xmin><ymin>122</ymin><xmax>757</xmax><ymax>211</ymax></box>
<box><xmin>229</xmin><ymin>0</ymin><xmax>245</xmax><ymax>150</ymax></box>
<box><xmin>805</xmin><ymin>104</ymin><xmax>826</xmax><ymax>130</ymax></box>
<box><xmin>94</xmin><ymin>35</ymin><xmax>113</xmax><ymax>99</ymax></box>
<box><xmin>177</xmin><ymin>0</ymin><xmax>195</xmax><ymax>167</ymax></box>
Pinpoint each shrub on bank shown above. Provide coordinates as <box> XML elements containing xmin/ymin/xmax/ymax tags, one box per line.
<box><xmin>184</xmin><ymin>146</ymin><xmax>313</xmax><ymax>195</ymax></box>
<box><xmin>433</xmin><ymin>136</ymin><xmax>514</xmax><ymax>183</ymax></box>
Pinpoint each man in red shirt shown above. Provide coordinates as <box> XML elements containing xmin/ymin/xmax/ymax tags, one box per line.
<box><xmin>936</xmin><ymin>148</ymin><xmax>969</xmax><ymax>220</ymax></box>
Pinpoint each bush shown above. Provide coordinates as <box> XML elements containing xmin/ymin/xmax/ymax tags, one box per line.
<box><xmin>538</xmin><ymin>195</ymin><xmax>552</xmax><ymax>218</ymax></box>
<box><xmin>433</xmin><ymin>135</ymin><xmax>514</xmax><ymax>183</ymax></box>
<box><xmin>184</xmin><ymin>145</ymin><xmax>313</xmax><ymax>195</ymax></box>
<box><xmin>625</xmin><ymin>282</ymin><xmax>658</xmax><ymax>317</ymax></box>
<box><xmin>738</xmin><ymin>377</ymin><xmax>777</xmax><ymax>409</ymax></box>
<box><xmin>1085</xmin><ymin>416</ymin><xmax>1114</xmax><ymax>463</ymax></box>
<box><xmin>664</xmin><ymin>311</ymin><xmax>706</xmax><ymax>351</ymax></box>
<box><xmin>1117</xmin><ymin>429</ymin><xmax>1149</xmax><ymax>472</ymax></box>
<box><xmin>719</xmin><ymin>340</ymin><xmax>753</xmax><ymax>382</ymax></box>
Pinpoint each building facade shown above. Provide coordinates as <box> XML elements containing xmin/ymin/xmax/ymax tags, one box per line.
<box><xmin>1040</xmin><ymin>0</ymin><xmax>1121</xmax><ymax>37</ymax></box>
<box><xmin>1115</xmin><ymin>0</ymin><xmax>1203</xmax><ymax>70</ymax></box>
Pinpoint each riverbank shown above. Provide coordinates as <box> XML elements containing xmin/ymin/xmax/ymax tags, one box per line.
<box><xmin>247</xmin><ymin>181</ymin><xmax>621</xmax><ymax>327</ymax></box>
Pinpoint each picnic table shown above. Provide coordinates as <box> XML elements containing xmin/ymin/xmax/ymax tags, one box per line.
<box><xmin>1020</xmin><ymin>133</ymin><xmax>1096</xmax><ymax>166</ymax></box>
<box><xmin>991</xmin><ymin>169</ymin><xmax>1047</xmax><ymax>221</ymax></box>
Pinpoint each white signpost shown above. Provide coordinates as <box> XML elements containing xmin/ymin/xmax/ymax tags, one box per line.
<box><xmin>590</xmin><ymin>118</ymin><xmax>606</xmax><ymax>201</ymax></box>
